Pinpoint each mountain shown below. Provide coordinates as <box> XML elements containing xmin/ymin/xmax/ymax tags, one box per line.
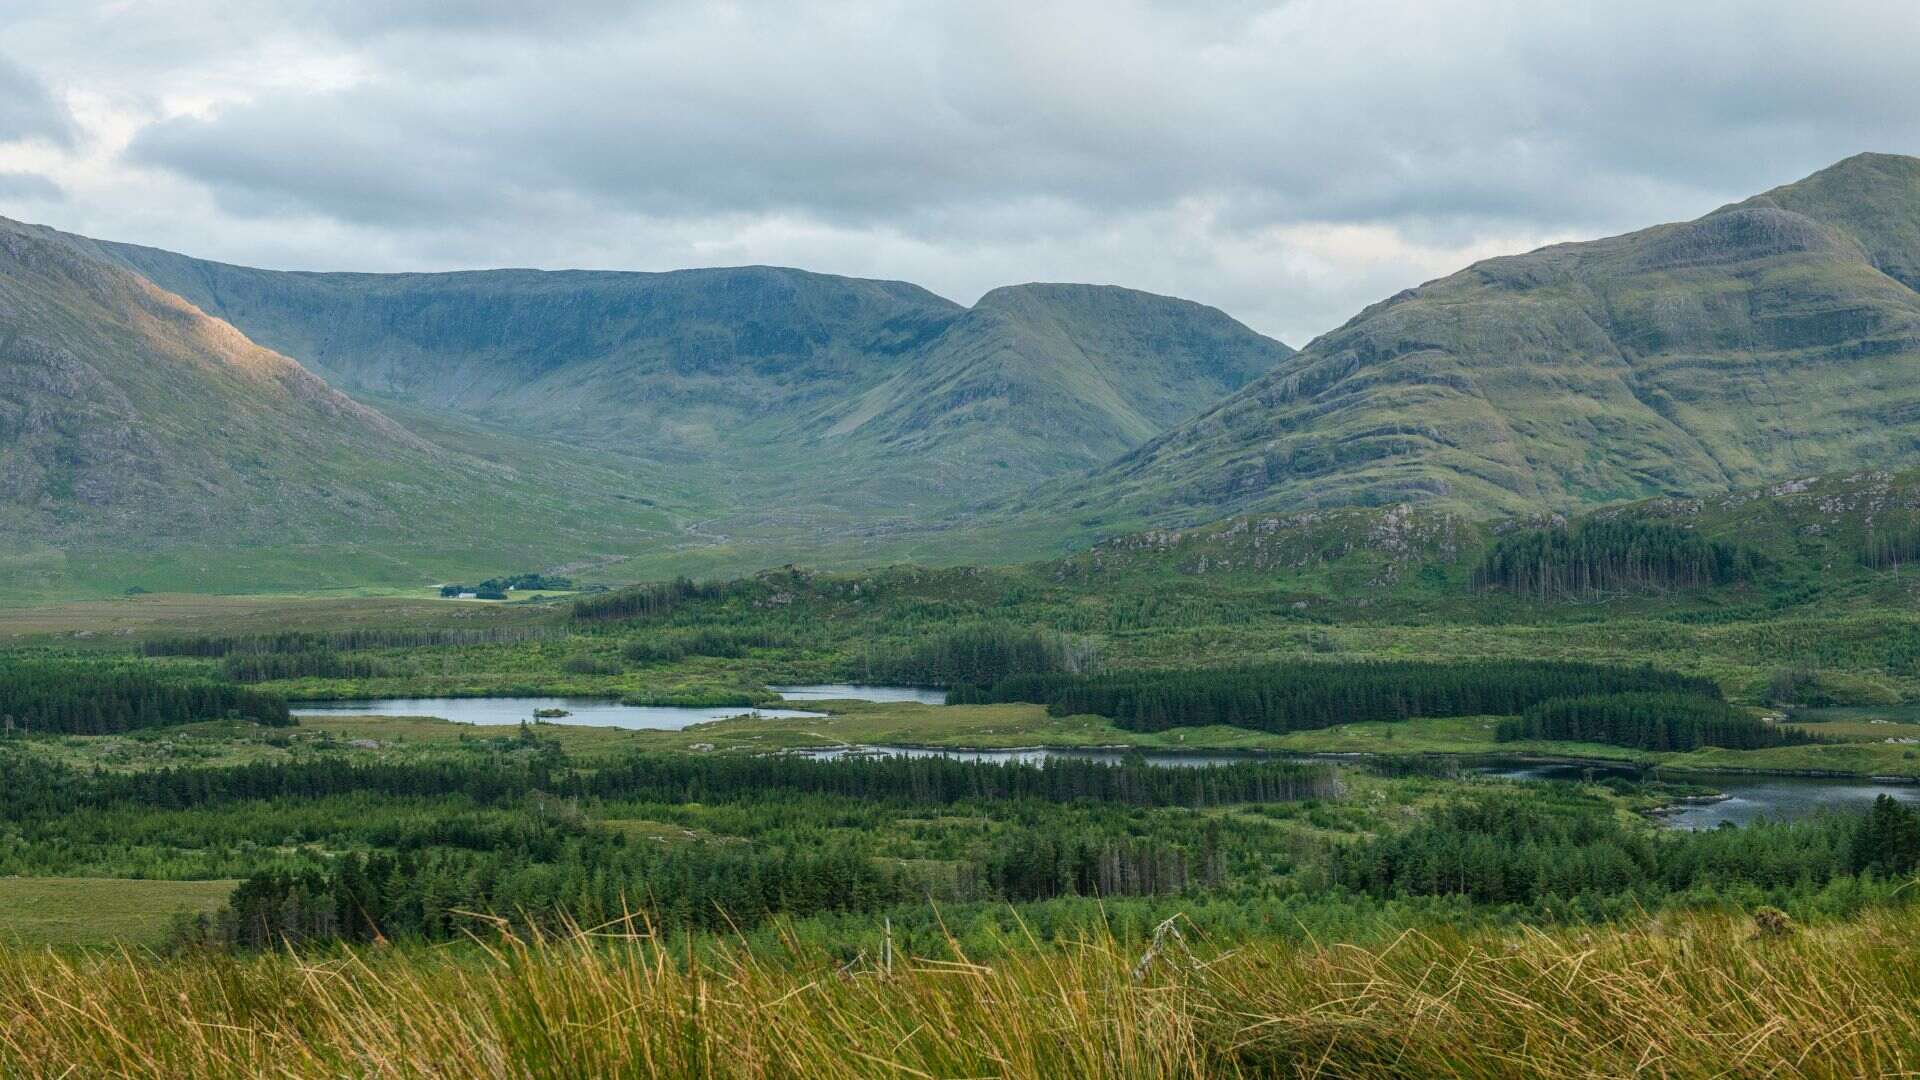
<box><xmin>0</xmin><ymin>217</ymin><xmax>430</xmax><ymax>541</ymax></box>
<box><xmin>87</xmin><ymin>249</ymin><xmax>961</xmax><ymax>456</ymax></box>
<box><xmin>1043</xmin><ymin>153</ymin><xmax>1920</xmax><ymax>530</ymax></box>
<box><xmin>1</xmin><ymin>219</ymin><xmax>1291</xmax><ymax>597</ymax></box>
<box><xmin>0</xmin><ymin>217</ymin><xmax>699</xmax><ymax>599</ymax></box>
<box><xmin>820</xmin><ymin>283</ymin><xmax>1289</xmax><ymax>485</ymax></box>
<box><xmin>96</xmin><ymin>244</ymin><xmax>1290</xmax><ymax>502</ymax></box>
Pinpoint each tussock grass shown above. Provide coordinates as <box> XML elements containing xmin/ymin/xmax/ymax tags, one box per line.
<box><xmin>3</xmin><ymin>910</ymin><xmax>1918</xmax><ymax>1078</ymax></box>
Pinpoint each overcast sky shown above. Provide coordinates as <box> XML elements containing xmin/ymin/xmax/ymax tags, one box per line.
<box><xmin>2</xmin><ymin>1</ymin><xmax>1917</xmax><ymax>345</ymax></box>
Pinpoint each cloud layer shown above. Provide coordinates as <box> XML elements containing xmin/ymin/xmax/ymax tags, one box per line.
<box><xmin>2</xmin><ymin>1</ymin><xmax>1918</xmax><ymax>344</ymax></box>
<box><xmin>0</xmin><ymin>56</ymin><xmax>71</xmax><ymax>145</ymax></box>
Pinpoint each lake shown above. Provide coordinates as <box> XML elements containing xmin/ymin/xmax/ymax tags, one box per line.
<box><xmin>1477</xmin><ymin>762</ymin><xmax>1920</xmax><ymax>829</ymax></box>
<box><xmin>772</xmin><ymin>684</ymin><xmax>950</xmax><ymax>704</ymax></box>
<box><xmin>292</xmin><ymin>697</ymin><xmax>824</xmax><ymax>731</ymax></box>
<box><xmin>811</xmin><ymin>747</ymin><xmax>1920</xmax><ymax>828</ymax></box>
<box><xmin>798</xmin><ymin>744</ymin><xmax>1296</xmax><ymax>768</ymax></box>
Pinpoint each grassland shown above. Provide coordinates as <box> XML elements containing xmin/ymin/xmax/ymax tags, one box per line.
<box><xmin>0</xmin><ymin>878</ymin><xmax>236</xmax><ymax>947</ymax></box>
<box><xmin>2</xmin><ymin>909</ymin><xmax>1915</xmax><ymax>1077</ymax></box>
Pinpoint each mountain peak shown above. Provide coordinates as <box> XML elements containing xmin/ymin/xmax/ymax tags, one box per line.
<box><xmin>1733</xmin><ymin>152</ymin><xmax>1920</xmax><ymax>290</ymax></box>
<box><xmin>1038</xmin><ymin>152</ymin><xmax>1920</xmax><ymax>531</ymax></box>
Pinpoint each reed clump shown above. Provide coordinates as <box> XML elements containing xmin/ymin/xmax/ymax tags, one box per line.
<box><xmin>1</xmin><ymin>909</ymin><xmax>1917</xmax><ymax>1078</ymax></box>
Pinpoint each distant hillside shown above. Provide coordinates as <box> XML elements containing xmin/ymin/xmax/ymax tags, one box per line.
<box><xmin>819</xmin><ymin>283</ymin><xmax>1290</xmax><ymax>485</ymax></box>
<box><xmin>87</xmin><ymin>250</ymin><xmax>961</xmax><ymax>455</ymax></box>
<box><xmin>96</xmin><ymin>244</ymin><xmax>1290</xmax><ymax>502</ymax></box>
<box><xmin>0</xmin><ymin>218</ymin><xmax>695</xmax><ymax>599</ymax></box>
<box><xmin>1041</xmin><ymin>153</ymin><xmax>1920</xmax><ymax>529</ymax></box>
<box><xmin>0</xmin><ymin>218</ymin><xmax>429</xmax><ymax>542</ymax></box>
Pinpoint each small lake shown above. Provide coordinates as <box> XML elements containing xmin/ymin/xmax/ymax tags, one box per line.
<box><xmin>292</xmin><ymin>697</ymin><xmax>825</xmax><ymax>731</ymax></box>
<box><xmin>797</xmin><ymin>745</ymin><xmax>1293</xmax><ymax>768</ymax></box>
<box><xmin>1477</xmin><ymin>763</ymin><xmax>1920</xmax><ymax>829</ymax></box>
<box><xmin>805</xmin><ymin>748</ymin><xmax>1920</xmax><ymax>828</ymax></box>
<box><xmin>772</xmin><ymin>685</ymin><xmax>950</xmax><ymax>705</ymax></box>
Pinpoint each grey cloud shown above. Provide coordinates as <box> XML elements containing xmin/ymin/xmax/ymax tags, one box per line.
<box><xmin>0</xmin><ymin>171</ymin><xmax>63</xmax><ymax>201</ymax></box>
<box><xmin>124</xmin><ymin>1</ymin><xmax>1920</xmax><ymax>243</ymax></box>
<box><xmin>35</xmin><ymin>0</ymin><xmax>1920</xmax><ymax>342</ymax></box>
<box><xmin>306</xmin><ymin>0</ymin><xmax>643</xmax><ymax>35</ymax></box>
<box><xmin>0</xmin><ymin>55</ymin><xmax>73</xmax><ymax>145</ymax></box>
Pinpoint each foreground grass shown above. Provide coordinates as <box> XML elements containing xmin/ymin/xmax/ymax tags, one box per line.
<box><xmin>0</xmin><ymin>878</ymin><xmax>235</xmax><ymax>947</ymax></box>
<box><xmin>2</xmin><ymin>911</ymin><xmax>1916</xmax><ymax>1077</ymax></box>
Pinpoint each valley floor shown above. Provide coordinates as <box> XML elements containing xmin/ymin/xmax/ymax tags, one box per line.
<box><xmin>9</xmin><ymin>517</ymin><xmax>1920</xmax><ymax>1077</ymax></box>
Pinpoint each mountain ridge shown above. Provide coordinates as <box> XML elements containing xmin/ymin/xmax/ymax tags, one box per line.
<box><xmin>1033</xmin><ymin>152</ymin><xmax>1920</xmax><ymax>531</ymax></box>
<box><xmin>93</xmin><ymin>237</ymin><xmax>1291</xmax><ymax>500</ymax></box>
<box><xmin>1</xmin><ymin>216</ymin><xmax>1294</xmax><ymax>596</ymax></box>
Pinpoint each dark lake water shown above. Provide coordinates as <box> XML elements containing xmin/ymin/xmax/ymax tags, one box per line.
<box><xmin>292</xmin><ymin>697</ymin><xmax>825</xmax><ymax>731</ymax></box>
<box><xmin>1476</xmin><ymin>763</ymin><xmax>1920</xmax><ymax>829</ymax></box>
<box><xmin>811</xmin><ymin>747</ymin><xmax>1920</xmax><ymax>828</ymax></box>
<box><xmin>798</xmin><ymin>745</ymin><xmax>1313</xmax><ymax>768</ymax></box>
<box><xmin>771</xmin><ymin>684</ymin><xmax>950</xmax><ymax>705</ymax></box>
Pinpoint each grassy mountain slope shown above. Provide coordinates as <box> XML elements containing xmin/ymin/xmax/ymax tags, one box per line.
<box><xmin>821</xmin><ymin>283</ymin><xmax>1290</xmax><ymax>485</ymax></box>
<box><xmin>88</xmin><ymin>248</ymin><xmax>963</xmax><ymax>457</ymax></box>
<box><xmin>1042</xmin><ymin>153</ymin><xmax>1920</xmax><ymax>529</ymax></box>
<box><xmin>0</xmin><ymin>218</ymin><xmax>703</xmax><ymax>600</ymax></box>
<box><xmin>96</xmin><ymin>244</ymin><xmax>1290</xmax><ymax>506</ymax></box>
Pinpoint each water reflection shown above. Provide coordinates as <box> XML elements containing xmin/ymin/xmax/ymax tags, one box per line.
<box><xmin>293</xmin><ymin>697</ymin><xmax>824</xmax><ymax>731</ymax></box>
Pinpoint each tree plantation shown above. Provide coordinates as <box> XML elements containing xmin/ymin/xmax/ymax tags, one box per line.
<box><xmin>1496</xmin><ymin>692</ymin><xmax>1820</xmax><ymax>750</ymax></box>
<box><xmin>951</xmin><ymin>660</ymin><xmax>1720</xmax><ymax>733</ymax></box>
<box><xmin>0</xmin><ymin>659</ymin><xmax>290</xmax><ymax>734</ymax></box>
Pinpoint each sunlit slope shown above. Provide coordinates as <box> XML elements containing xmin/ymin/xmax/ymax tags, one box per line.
<box><xmin>1041</xmin><ymin>153</ymin><xmax>1920</xmax><ymax>529</ymax></box>
<box><xmin>0</xmin><ymin>218</ymin><xmax>693</xmax><ymax>597</ymax></box>
<box><xmin>95</xmin><ymin>244</ymin><xmax>1290</xmax><ymax>505</ymax></box>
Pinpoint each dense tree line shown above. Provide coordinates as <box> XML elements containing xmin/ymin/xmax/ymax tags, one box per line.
<box><xmin>181</xmin><ymin>839</ymin><xmax>920</xmax><ymax>948</ymax></box>
<box><xmin>1495</xmin><ymin>693</ymin><xmax>1820</xmax><ymax>751</ymax></box>
<box><xmin>0</xmin><ymin>750</ymin><xmax>1337</xmax><ymax>819</ymax></box>
<box><xmin>221</xmin><ymin>650</ymin><xmax>398</xmax><ymax>683</ymax></box>
<box><xmin>862</xmin><ymin>623</ymin><xmax>1099</xmax><ymax>687</ymax></box>
<box><xmin>953</xmin><ymin>660</ymin><xmax>1720</xmax><ymax>734</ymax></box>
<box><xmin>1330</xmin><ymin>794</ymin><xmax>1920</xmax><ymax>906</ymax></box>
<box><xmin>1854</xmin><ymin>795</ymin><xmax>1920</xmax><ymax>876</ymax></box>
<box><xmin>441</xmin><ymin>573</ymin><xmax>573</xmax><ymax>597</ymax></box>
<box><xmin>1860</xmin><ymin>526</ymin><xmax>1920</xmax><ymax>571</ymax></box>
<box><xmin>0</xmin><ymin>754</ymin><xmax>559</xmax><ymax>819</ymax></box>
<box><xmin>0</xmin><ymin>660</ymin><xmax>289</xmax><ymax>734</ymax></box>
<box><xmin>1471</xmin><ymin>519</ymin><xmax>1758</xmax><ymax>600</ymax></box>
<box><xmin>173</xmin><ymin>799</ymin><xmax>1262</xmax><ymax>947</ymax></box>
<box><xmin>981</xmin><ymin>827</ymin><xmax>1225</xmax><ymax>901</ymax></box>
<box><xmin>581</xmin><ymin>752</ymin><xmax>1339</xmax><ymax>808</ymax></box>
<box><xmin>622</xmin><ymin>627</ymin><xmax>795</xmax><ymax>664</ymax></box>
<box><xmin>571</xmin><ymin>577</ymin><xmax>721</xmax><ymax>621</ymax></box>
<box><xmin>181</xmin><ymin>816</ymin><xmax>1244</xmax><ymax>950</ymax></box>
<box><xmin>144</xmin><ymin>626</ymin><xmax>556</xmax><ymax>658</ymax></box>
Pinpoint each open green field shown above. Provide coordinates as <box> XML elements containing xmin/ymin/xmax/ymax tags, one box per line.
<box><xmin>7</xmin><ymin>485</ymin><xmax>1920</xmax><ymax>1066</ymax></box>
<box><xmin>0</xmin><ymin>591</ymin><xmax>559</xmax><ymax>643</ymax></box>
<box><xmin>0</xmin><ymin>878</ymin><xmax>237</xmax><ymax>948</ymax></box>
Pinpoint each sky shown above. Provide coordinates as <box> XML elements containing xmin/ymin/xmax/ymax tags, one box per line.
<box><xmin>1</xmin><ymin>1</ymin><xmax>1917</xmax><ymax>346</ymax></box>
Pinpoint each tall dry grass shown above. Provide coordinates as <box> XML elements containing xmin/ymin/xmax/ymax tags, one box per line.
<box><xmin>2</xmin><ymin>910</ymin><xmax>1917</xmax><ymax>1078</ymax></box>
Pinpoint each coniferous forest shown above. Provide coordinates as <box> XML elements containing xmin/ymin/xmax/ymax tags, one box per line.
<box><xmin>1471</xmin><ymin>520</ymin><xmax>1759</xmax><ymax>599</ymax></box>
<box><xmin>1495</xmin><ymin>692</ymin><xmax>1819</xmax><ymax>750</ymax></box>
<box><xmin>952</xmin><ymin>660</ymin><xmax>1718</xmax><ymax>732</ymax></box>
<box><xmin>0</xmin><ymin>658</ymin><xmax>290</xmax><ymax>734</ymax></box>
